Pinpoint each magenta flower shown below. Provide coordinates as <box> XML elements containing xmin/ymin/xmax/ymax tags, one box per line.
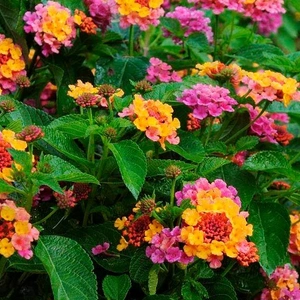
<box><xmin>146</xmin><ymin>57</ymin><xmax>182</xmax><ymax>84</ymax></box>
<box><xmin>165</xmin><ymin>7</ymin><xmax>213</xmax><ymax>43</ymax></box>
<box><xmin>92</xmin><ymin>242</ymin><xmax>110</xmax><ymax>255</ymax></box>
<box><xmin>177</xmin><ymin>83</ymin><xmax>237</xmax><ymax>120</ymax></box>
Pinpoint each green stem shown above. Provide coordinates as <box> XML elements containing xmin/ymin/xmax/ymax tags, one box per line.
<box><xmin>224</xmin><ymin>101</ymin><xmax>270</xmax><ymax>144</ymax></box>
<box><xmin>213</xmin><ymin>15</ymin><xmax>219</xmax><ymax>60</ymax></box>
<box><xmin>129</xmin><ymin>25</ymin><xmax>135</xmax><ymax>56</ymax></box>
<box><xmin>221</xmin><ymin>260</ymin><xmax>236</xmax><ymax>277</ymax></box>
<box><xmin>205</xmin><ymin>117</ymin><xmax>214</xmax><ymax>146</ymax></box>
<box><xmin>96</xmin><ymin>137</ymin><xmax>109</xmax><ymax>181</ymax></box>
<box><xmin>28</xmin><ymin>143</ymin><xmax>34</xmax><ymax>157</ymax></box>
<box><xmin>24</xmin><ymin>185</ymin><xmax>34</xmax><ymax>213</ymax></box>
<box><xmin>34</xmin><ymin>207</ymin><xmax>59</xmax><ymax>225</ymax></box>
<box><xmin>0</xmin><ymin>256</ymin><xmax>7</xmax><ymax>279</ymax></box>
<box><xmin>289</xmin><ymin>151</ymin><xmax>300</xmax><ymax>165</ymax></box>
<box><xmin>170</xmin><ymin>178</ymin><xmax>177</xmax><ymax>207</ymax></box>
<box><xmin>82</xmin><ymin>184</ymin><xmax>97</xmax><ymax>227</ymax></box>
<box><xmin>87</xmin><ymin>108</ymin><xmax>95</xmax><ymax>164</ymax></box>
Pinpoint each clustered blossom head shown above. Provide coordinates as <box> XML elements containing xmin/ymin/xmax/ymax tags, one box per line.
<box><xmin>119</xmin><ymin>94</ymin><xmax>180</xmax><ymax>150</ymax></box>
<box><xmin>16</xmin><ymin>125</ymin><xmax>44</xmax><ymax>142</ymax></box>
<box><xmin>237</xmin><ymin>69</ymin><xmax>300</xmax><ymax>106</ymax></box>
<box><xmin>196</xmin><ymin>61</ymin><xmax>242</xmax><ymax>86</ymax></box>
<box><xmin>177</xmin><ymin>178</ymin><xmax>257</xmax><ymax>268</ymax></box>
<box><xmin>260</xmin><ymin>264</ymin><xmax>300</xmax><ymax>299</ymax></box>
<box><xmin>175</xmin><ymin>177</ymin><xmax>241</xmax><ymax>208</ymax></box>
<box><xmin>288</xmin><ymin>212</ymin><xmax>300</xmax><ymax>266</ymax></box>
<box><xmin>146</xmin><ymin>227</ymin><xmax>194</xmax><ymax>264</ymax></box>
<box><xmin>186</xmin><ymin>0</ymin><xmax>285</xmax><ymax>35</ymax></box>
<box><xmin>53</xmin><ymin>189</ymin><xmax>77</xmax><ymax>209</ymax></box>
<box><xmin>164</xmin><ymin>7</ymin><xmax>213</xmax><ymax>43</ymax></box>
<box><xmin>0</xmin><ymin>35</ymin><xmax>26</xmax><ymax>94</ymax></box>
<box><xmin>177</xmin><ymin>83</ymin><xmax>238</xmax><ymax>120</ymax></box>
<box><xmin>0</xmin><ymin>199</ymin><xmax>39</xmax><ymax>259</ymax></box>
<box><xmin>74</xmin><ymin>9</ymin><xmax>97</xmax><ymax>34</ymax></box>
<box><xmin>115</xmin><ymin>0</ymin><xmax>165</xmax><ymax>30</ymax></box>
<box><xmin>0</xmin><ymin>129</ymin><xmax>27</xmax><ymax>181</ymax></box>
<box><xmin>84</xmin><ymin>0</ymin><xmax>117</xmax><ymax>33</ymax></box>
<box><xmin>114</xmin><ymin>214</ymin><xmax>163</xmax><ymax>251</ymax></box>
<box><xmin>23</xmin><ymin>1</ymin><xmax>76</xmax><ymax>56</ymax></box>
<box><xmin>146</xmin><ymin>58</ymin><xmax>182</xmax><ymax>84</ymax></box>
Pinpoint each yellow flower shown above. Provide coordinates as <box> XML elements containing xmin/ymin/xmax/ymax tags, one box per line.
<box><xmin>0</xmin><ymin>238</ymin><xmax>15</xmax><ymax>258</ymax></box>
<box><xmin>67</xmin><ymin>80</ymin><xmax>99</xmax><ymax>99</ymax></box>
<box><xmin>116</xmin><ymin>236</ymin><xmax>128</xmax><ymax>251</ymax></box>
<box><xmin>2</xmin><ymin>129</ymin><xmax>27</xmax><ymax>151</ymax></box>
<box><xmin>144</xmin><ymin>219</ymin><xmax>163</xmax><ymax>242</ymax></box>
<box><xmin>114</xmin><ymin>216</ymin><xmax>127</xmax><ymax>230</ymax></box>
<box><xmin>187</xmin><ymin>229</ymin><xmax>204</xmax><ymax>246</ymax></box>
<box><xmin>182</xmin><ymin>208</ymin><xmax>200</xmax><ymax>226</ymax></box>
<box><xmin>0</xmin><ymin>206</ymin><xmax>16</xmax><ymax>221</ymax></box>
<box><xmin>14</xmin><ymin>221</ymin><xmax>30</xmax><ymax>235</ymax></box>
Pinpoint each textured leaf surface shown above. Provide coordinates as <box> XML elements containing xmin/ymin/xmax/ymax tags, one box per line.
<box><xmin>204</xmin><ymin>276</ymin><xmax>237</xmax><ymax>300</ymax></box>
<box><xmin>198</xmin><ymin>157</ymin><xmax>230</xmax><ymax>176</ymax></box>
<box><xmin>167</xmin><ymin>131</ymin><xmax>205</xmax><ymax>163</ymax></box>
<box><xmin>182</xmin><ymin>278</ymin><xmax>208</xmax><ymax>300</ymax></box>
<box><xmin>8</xmin><ymin>255</ymin><xmax>44</xmax><ymax>273</ymax></box>
<box><xmin>35</xmin><ymin>235</ymin><xmax>98</xmax><ymax>300</ymax></box>
<box><xmin>248</xmin><ymin>202</ymin><xmax>290</xmax><ymax>275</ymax></box>
<box><xmin>148</xmin><ymin>265</ymin><xmax>160</xmax><ymax>295</ymax></box>
<box><xmin>130</xmin><ymin>248</ymin><xmax>153</xmax><ymax>283</ymax></box>
<box><xmin>41</xmin><ymin>155</ymin><xmax>99</xmax><ymax>184</ymax></box>
<box><xmin>109</xmin><ymin>140</ymin><xmax>146</xmax><ymax>199</ymax></box>
<box><xmin>102</xmin><ymin>275</ymin><xmax>131</xmax><ymax>300</ymax></box>
<box><xmin>0</xmin><ymin>180</ymin><xmax>20</xmax><ymax>194</ymax></box>
<box><xmin>66</xmin><ymin>222</ymin><xmax>131</xmax><ymax>273</ymax></box>
<box><xmin>235</xmin><ymin>136</ymin><xmax>259</xmax><ymax>152</ymax></box>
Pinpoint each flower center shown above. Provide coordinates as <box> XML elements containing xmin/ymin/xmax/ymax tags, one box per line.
<box><xmin>136</xmin><ymin>0</ymin><xmax>149</xmax><ymax>7</ymax></box>
<box><xmin>198</xmin><ymin>212</ymin><xmax>232</xmax><ymax>243</ymax></box>
<box><xmin>0</xmin><ymin>220</ymin><xmax>14</xmax><ymax>239</ymax></box>
<box><xmin>0</xmin><ymin>140</ymin><xmax>12</xmax><ymax>171</ymax></box>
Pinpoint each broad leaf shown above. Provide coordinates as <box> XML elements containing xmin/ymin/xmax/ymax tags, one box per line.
<box><xmin>197</xmin><ymin>157</ymin><xmax>230</xmax><ymax>176</ymax></box>
<box><xmin>182</xmin><ymin>278</ymin><xmax>209</xmax><ymax>300</ymax></box>
<box><xmin>0</xmin><ymin>180</ymin><xmax>20</xmax><ymax>194</ymax></box>
<box><xmin>148</xmin><ymin>265</ymin><xmax>160</xmax><ymax>295</ymax></box>
<box><xmin>8</xmin><ymin>255</ymin><xmax>44</xmax><ymax>273</ymax></box>
<box><xmin>167</xmin><ymin>131</ymin><xmax>205</xmax><ymax>163</ymax></box>
<box><xmin>235</xmin><ymin>136</ymin><xmax>259</xmax><ymax>152</ymax></box>
<box><xmin>35</xmin><ymin>235</ymin><xmax>97</xmax><ymax>300</ymax></box>
<box><xmin>248</xmin><ymin>202</ymin><xmax>290</xmax><ymax>275</ymax></box>
<box><xmin>186</xmin><ymin>33</ymin><xmax>210</xmax><ymax>53</ymax></box>
<box><xmin>129</xmin><ymin>248</ymin><xmax>153</xmax><ymax>284</ymax></box>
<box><xmin>102</xmin><ymin>274</ymin><xmax>131</xmax><ymax>300</ymax></box>
<box><xmin>204</xmin><ymin>276</ymin><xmax>237</xmax><ymax>300</ymax></box>
<box><xmin>109</xmin><ymin>140</ymin><xmax>147</xmax><ymax>199</ymax></box>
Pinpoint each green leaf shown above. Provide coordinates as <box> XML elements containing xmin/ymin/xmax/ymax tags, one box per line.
<box><xmin>197</xmin><ymin>157</ymin><xmax>231</xmax><ymax>176</ymax></box>
<box><xmin>182</xmin><ymin>278</ymin><xmax>209</xmax><ymax>300</ymax></box>
<box><xmin>130</xmin><ymin>248</ymin><xmax>153</xmax><ymax>283</ymax></box>
<box><xmin>188</xmin><ymin>260</ymin><xmax>214</xmax><ymax>280</ymax></box>
<box><xmin>8</xmin><ymin>254</ymin><xmax>45</xmax><ymax>273</ymax></box>
<box><xmin>109</xmin><ymin>140</ymin><xmax>147</xmax><ymax>199</ymax></box>
<box><xmin>31</xmin><ymin>172</ymin><xmax>64</xmax><ymax>194</ymax></box>
<box><xmin>95</xmin><ymin>56</ymin><xmax>148</xmax><ymax>94</ymax></box>
<box><xmin>160</xmin><ymin>17</ymin><xmax>183</xmax><ymax>36</ymax></box>
<box><xmin>0</xmin><ymin>179</ymin><xmax>20</xmax><ymax>194</ymax></box>
<box><xmin>8</xmin><ymin>149</ymin><xmax>32</xmax><ymax>173</ymax></box>
<box><xmin>66</xmin><ymin>222</ymin><xmax>131</xmax><ymax>273</ymax></box>
<box><xmin>40</xmin><ymin>155</ymin><xmax>99</xmax><ymax>184</ymax></box>
<box><xmin>102</xmin><ymin>274</ymin><xmax>131</xmax><ymax>300</ymax></box>
<box><xmin>235</xmin><ymin>136</ymin><xmax>259</xmax><ymax>152</ymax></box>
<box><xmin>167</xmin><ymin>131</ymin><xmax>205</xmax><ymax>163</ymax></box>
<box><xmin>35</xmin><ymin>235</ymin><xmax>98</xmax><ymax>300</ymax></box>
<box><xmin>148</xmin><ymin>264</ymin><xmax>160</xmax><ymax>295</ymax></box>
<box><xmin>186</xmin><ymin>33</ymin><xmax>210</xmax><ymax>53</ymax></box>
<box><xmin>204</xmin><ymin>276</ymin><xmax>237</xmax><ymax>300</ymax></box>
<box><xmin>248</xmin><ymin>202</ymin><xmax>290</xmax><ymax>275</ymax></box>
<box><xmin>144</xmin><ymin>82</ymin><xmax>182</xmax><ymax>102</ymax></box>
<box><xmin>208</xmin><ymin>163</ymin><xmax>257</xmax><ymax>209</ymax></box>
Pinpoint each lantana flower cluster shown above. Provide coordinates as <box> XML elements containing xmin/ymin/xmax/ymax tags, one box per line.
<box><xmin>119</xmin><ymin>94</ymin><xmax>180</xmax><ymax>150</ymax></box>
<box><xmin>115</xmin><ymin>0</ymin><xmax>165</xmax><ymax>30</ymax></box>
<box><xmin>23</xmin><ymin>1</ymin><xmax>76</xmax><ymax>56</ymax></box>
<box><xmin>0</xmin><ymin>129</ymin><xmax>27</xmax><ymax>181</ymax></box>
<box><xmin>176</xmin><ymin>178</ymin><xmax>258</xmax><ymax>268</ymax></box>
<box><xmin>177</xmin><ymin>83</ymin><xmax>238</xmax><ymax>120</ymax></box>
<box><xmin>238</xmin><ymin>69</ymin><xmax>300</xmax><ymax>106</ymax></box>
<box><xmin>288</xmin><ymin>212</ymin><xmax>300</xmax><ymax>266</ymax></box>
<box><xmin>0</xmin><ymin>35</ymin><xmax>26</xmax><ymax>94</ymax></box>
<box><xmin>260</xmin><ymin>264</ymin><xmax>300</xmax><ymax>299</ymax></box>
<box><xmin>164</xmin><ymin>6</ymin><xmax>213</xmax><ymax>43</ymax></box>
<box><xmin>0</xmin><ymin>199</ymin><xmax>39</xmax><ymax>259</ymax></box>
<box><xmin>146</xmin><ymin>57</ymin><xmax>182</xmax><ymax>84</ymax></box>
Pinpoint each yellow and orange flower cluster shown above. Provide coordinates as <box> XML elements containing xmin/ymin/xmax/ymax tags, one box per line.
<box><xmin>0</xmin><ymin>35</ymin><xmax>26</xmax><ymax>94</ymax></box>
<box><xmin>119</xmin><ymin>94</ymin><xmax>180</xmax><ymax>150</ymax></box>
<box><xmin>74</xmin><ymin>9</ymin><xmax>97</xmax><ymax>34</ymax></box>
<box><xmin>0</xmin><ymin>199</ymin><xmax>39</xmax><ymax>259</ymax></box>
<box><xmin>289</xmin><ymin>212</ymin><xmax>300</xmax><ymax>266</ymax></box>
<box><xmin>0</xmin><ymin>129</ymin><xmax>27</xmax><ymax>182</ymax></box>
<box><xmin>180</xmin><ymin>187</ymin><xmax>257</xmax><ymax>268</ymax></box>
<box><xmin>116</xmin><ymin>0</ymin><xmax>165</xmax><ymax>30</ymax></box>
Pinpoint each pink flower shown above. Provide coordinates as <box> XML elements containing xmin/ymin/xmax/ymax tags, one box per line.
<box><xmin>92</xmin><ymin>242</ymin><xmax>110</xmax><ymax>255</ymax></box>
<box><xmin>146</xmin><ymin>57</ymin><xmax>182</xmax><ymax>84</ymax></box>
<box><xmin>11</xmin><ymin>234</ymin><xmax>32</xmax><ymax>251</ymax></box>
<box><xmin>177</xmin><ymin>83</ymin><xmax>237</xmax><ymax>120</ymax></box>
<box><xmin>164</xmin><ymin>7</ymin><xmax>213</xmax><ymax>43</ymax></box>
<box><xmin>18</xmin><ymin>249</ymin><xmax>33</xmax><ymax>259</ymax></box>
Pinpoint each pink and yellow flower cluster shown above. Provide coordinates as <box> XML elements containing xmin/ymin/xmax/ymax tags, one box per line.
<box><xmin>119</xmin><ymin>94</ymin><xmax>180</xmax><ymax>150</ymax></box>
<box><xmin>0</xmin><ymin>199</ymin><xmax>39</xmax><ymax>259</ymax></box>
<box><xmin>0</xmin><ymin>35</ymin><xmax>26</xmax><ymax>94</ymax></box>
<box><xmin>23</xmin><ymin>1</ymin><xmax>76</xmax><ymax>56</ymax></box>
<box><xmin>115</xmin><ymin>0</ymin><xmax>165</xmax><ymax>30</ymax></box>
<box><xmin>176</xmin><ymin>178</ymin><xmax>257</xmax><ymax>268</ymax></box>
